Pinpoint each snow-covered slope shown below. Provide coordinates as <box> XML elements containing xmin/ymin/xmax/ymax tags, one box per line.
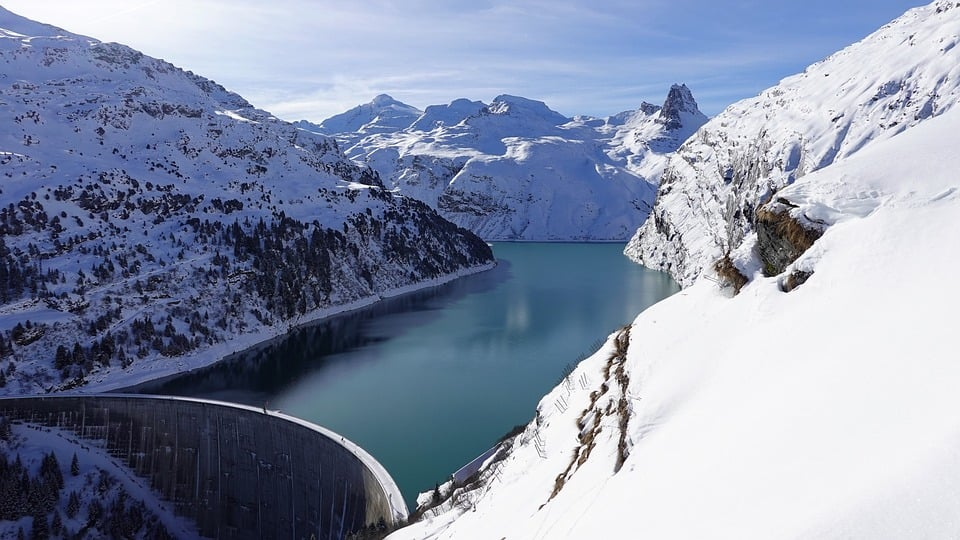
<box><xmin>0</xmin><ymin>7</ymin><xmax>492</xmax><ymax>394</ymax></box>
<box><xmin>316</xmin><ymin>86</ymin><xmax>707</xmax><ymax>241</ymax></box>
<box><xmin>389</xmin><ymin>67</ymin><xmax>960</xmax><ymax>540</ymax></box>
<box><xmin>626</xmin><ymin>0</ymin><xmax>960</xmax><ymax>286</ymax></box>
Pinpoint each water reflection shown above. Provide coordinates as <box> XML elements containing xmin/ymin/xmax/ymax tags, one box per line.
<box><xmin>132</xmin><ymin>259</ymin><xmax>513</xmax><ymax>403</ymax></box>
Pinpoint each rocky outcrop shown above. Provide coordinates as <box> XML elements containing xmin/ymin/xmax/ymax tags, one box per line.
<box><xmin>754</xmin><ymin>201</ymin><xmax>824</xmax><ymax>278</ymax></box>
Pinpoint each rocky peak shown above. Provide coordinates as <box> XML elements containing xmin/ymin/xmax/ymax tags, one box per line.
<box><xmin>639</xmin><ymin>102</ymin><xmax>662</xmax><ymax>115</ymax></box>
<box><xmin>657</xmin><ymin>83</ymin><xmax>705</xmax><ymax>130</ymax></box>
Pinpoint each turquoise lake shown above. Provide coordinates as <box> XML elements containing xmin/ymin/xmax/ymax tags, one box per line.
<box><xmin>134</xmin><ymin>242</ymin><xmax>679</xmax><ymax>508</ymax></box>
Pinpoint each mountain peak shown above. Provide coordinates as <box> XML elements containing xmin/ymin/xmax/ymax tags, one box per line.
<box><xmin>639</xmin><ymin>102</ymin><xmax>662</xmax><ymax>115</ymax></box>
<box><xmin>371</xmin><ymin>93</ymin><xmax>403</xmax><ymax>107</ymax></box>
<box><xmin>311</xmin><ymin>94</ymin><xmax>422</xmax><ymax>135</ymax></box>
<box><xmin>657</xmin><ymin>83</ymin><xmax>706</xmax><ymax>130</ymax></box>
<box><xmin>486</xmin><ymin>95</ymin><xmax>569</xmax><ymax>125</ymax></box>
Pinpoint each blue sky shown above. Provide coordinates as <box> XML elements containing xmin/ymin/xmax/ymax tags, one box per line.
<box><xmin>3</xmin><ymin>1</ymin><xmax>924</xmax><ymax>121</ymax></box>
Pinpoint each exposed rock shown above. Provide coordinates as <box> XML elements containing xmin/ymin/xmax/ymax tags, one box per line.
<box><xmin>657</xmin><ymin>84</ymin><xmax>703</xmax><ymax>130</ymax></box>
<box><xmin>713</xmin><ymin>253</ymin><xmax>748</xmax><ymax>294</ymax></box>
<box><xmin>754</xmin><ymin>204</ymin><xmax>823</xmax><ymax>277</ymax></box>
<box><xmin>780</xmin><ymin>270</ymin><xmax>814</xmax><ymax>292</ymax></box>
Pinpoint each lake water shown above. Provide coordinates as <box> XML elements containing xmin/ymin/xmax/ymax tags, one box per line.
<box><xmin>133</xmin><ymin>243</ymin><xmax>678</xmax><ymax>508</ymax></box>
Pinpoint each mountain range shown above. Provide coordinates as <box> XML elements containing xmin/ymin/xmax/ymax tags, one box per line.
<box><xmin>298</xmin><ymin>85</ymin><xmax>707</xmax><ymax>240</ymax></box>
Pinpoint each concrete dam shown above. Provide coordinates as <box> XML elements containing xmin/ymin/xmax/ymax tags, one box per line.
<box><xmin>0</xmin><ymin>395</ymin><xmax>407</xmax><ymax>539</ymax></box>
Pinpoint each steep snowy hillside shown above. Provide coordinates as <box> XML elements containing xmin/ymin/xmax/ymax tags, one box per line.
<box><xmin>0</xmin><ymin>8</ymin><xmax>492</xmax><ymax>394</ymax></box>
<box><xmin>626</xmin><ymin>0</ymin><xmax>960</xmax><ymax>286</ymax></box>
<box><xmin>389</xmin><ymin>65</ymin><xmax>960</xmax><ymax>540</ymax></box>
<box><xmin>316</xmin><ymin>86</ymin><xmax>707</xmax><ymax>240</ymax></box>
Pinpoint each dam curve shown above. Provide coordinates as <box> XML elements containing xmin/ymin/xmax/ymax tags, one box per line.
<box><xmin>0</xmin><ymin>394</ymin><xmax>407</xmax><ymax>539</ymax></box>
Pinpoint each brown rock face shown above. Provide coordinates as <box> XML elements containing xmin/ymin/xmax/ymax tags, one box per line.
<box><xmin>754</xmin><ymin>203</ymin><xmax>823</xmax><ymax>278</ymax></box>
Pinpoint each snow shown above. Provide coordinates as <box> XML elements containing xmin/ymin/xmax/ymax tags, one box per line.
<box><xmin>214</xmin><ymin>109</ymin><xmax>257</xmax><ymax>123</ymax></box>
<box><xmin>388</xmin><ymin>4</ymin><xmax>960</xmax><ymax>538</ymax></box>
<box><xmin>0</xmin><ymin>307</ymin><xmax>76</xmax><ymax>333</ymax></box>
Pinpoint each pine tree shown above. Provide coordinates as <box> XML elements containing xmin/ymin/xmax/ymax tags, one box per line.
<box><xmin>29</xmin><ymin>511</ymin><xmax>48</xmax><ymax>540</ymax></box>
<box><xmin>65</xmin><ymin>490</ymin><xmax>79</xmax><ymax>519</ymax></box>
<box><xmin>70</xmin><ymin>453</ymin><xmax>79</xmax><ymax>476</ymax></box>
<box><xmin>50</xmin><ymin>511</ymin><xmax>63</xmax><ymax>537</ymax></box>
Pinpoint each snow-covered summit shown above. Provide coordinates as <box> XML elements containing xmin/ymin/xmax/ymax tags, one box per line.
<box><xmin>318</xmin><ymin>86</ymin><xmax>707</xmax><ymax>240</ymax></box>
<box><xmin>0</xmin><ymin>8</ymin><xmax>492</xmax><ymax>394</ymax></box>
<box><xmin>482</xmin><ymin>94</ymin><xmax>569</xmax><ymax>125</ymax></box>
<box><xmin>294</xmin><ymin>93</ymin><xmax>423</xmax><ymax>136</ymax></box>
<box><xmin>626</xmin><ymin>0</ymin><xmax>960</xmax><ymax>286</ymax></box>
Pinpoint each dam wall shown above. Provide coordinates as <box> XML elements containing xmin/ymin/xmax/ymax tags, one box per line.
<box><xmin>0</xmin><ymin>395</ymin><xmax>407</xmax><ymax>539</ymax></box>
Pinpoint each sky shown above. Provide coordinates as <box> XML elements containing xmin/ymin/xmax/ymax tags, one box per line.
<box><xmin>2</xmin><ymin>1</ymin><xmax>925</xmax><ymax>122</ymax></box>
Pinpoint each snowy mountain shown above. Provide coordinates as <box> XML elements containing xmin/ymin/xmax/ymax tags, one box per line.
<box><xmin>311</xmin><ymin>86</ymin><xmax>707</xmax><ymax>241</ymax></box>
<box><xmin>0</xmin><ymin>7</ymin><xmax>493</xmax><ymax>394</ymax></box>
<box><xmin>293</xmin><ymin>93</ymin><xmax>422</xmax><ymax>143</ymax></box>
<box><xmin>625</xmin><ymin>0</ymin><xmax>960</xmax><ymax>286</ymax></box>
<box><xmin>388</xmin><ymin>2</ymin><xmax>960</xmax><ymax>539</ymax></box>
